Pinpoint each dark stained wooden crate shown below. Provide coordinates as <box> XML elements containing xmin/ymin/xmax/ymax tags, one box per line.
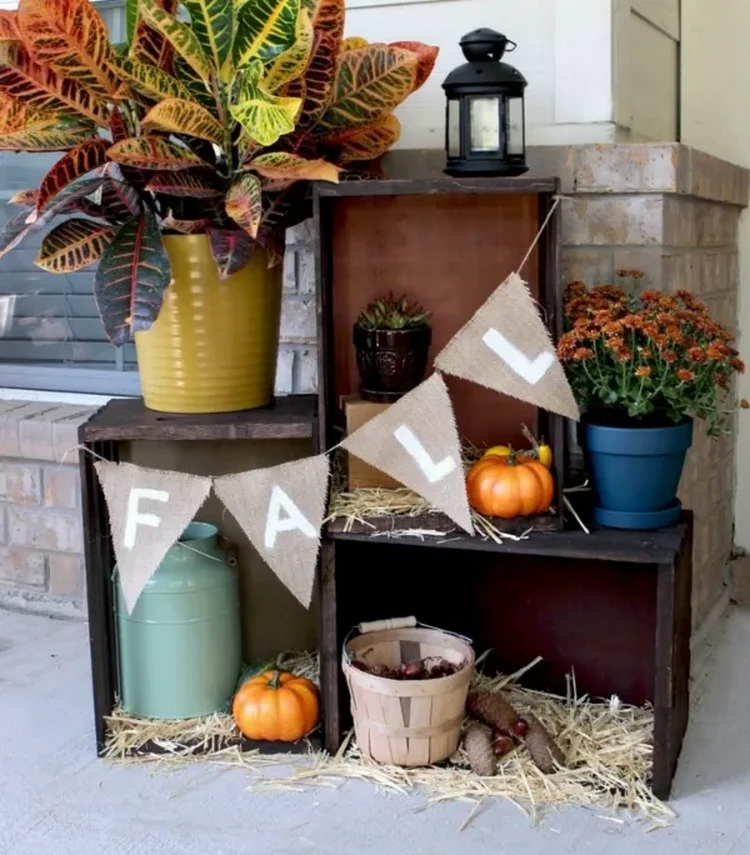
<box><xmin>78</xmin><ymin>395</ymin><xmax>319</xmax><ymax>757</ymax></box>
<box><xmin>313</xmin><ymin>171</ymin><xmax>566</xmax><ymax>534</ymax></box>
<box><xmin>318</xmin><ymin>512</ymin><xmax>693</xmax><ymax>801</ymax></box>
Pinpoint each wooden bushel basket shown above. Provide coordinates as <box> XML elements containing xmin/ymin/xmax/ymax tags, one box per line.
<box><xmin>342</xmin><ymin>617</ymin><xmax>475</xmax><ymax>767</ymax></box>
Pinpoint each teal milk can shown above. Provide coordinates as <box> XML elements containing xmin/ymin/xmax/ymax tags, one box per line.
<box><xmin>115</xmin><ymin>521</ymin><xmax>242</xmax><ymax>719</ymax></box>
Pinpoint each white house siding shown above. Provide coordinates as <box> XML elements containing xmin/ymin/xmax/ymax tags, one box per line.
<box><xmin>681</xmin><ymin>0</ymin><xmax>750</xmax><ymax>551</ymax></box>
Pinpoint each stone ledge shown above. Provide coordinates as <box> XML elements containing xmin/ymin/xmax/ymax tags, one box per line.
<box><xmin>527</xmin><ymin>143</ymin><xmax>749</xmax><ymax>206</ymax></box>
<box><xmin>0</xmin><ymin>402</ymin><xmax>99</xmax><ymax>462</ymax></box>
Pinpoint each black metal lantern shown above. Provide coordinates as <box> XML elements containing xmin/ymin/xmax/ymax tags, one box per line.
<box><xmin>442</xmin><ymin>28</ymin><xmax>528</xmax><ymax>177</ymax></box>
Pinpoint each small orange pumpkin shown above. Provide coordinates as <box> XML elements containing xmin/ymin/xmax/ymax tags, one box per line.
<box><xmin>232</xmin><ymin>670</ymin><xmax>319</xmax><ymax>742</ymax></box>
<box><xmin>466</xmin><ymin>452</ymin><xmax>554</xmax><ymax>519</ymax></box>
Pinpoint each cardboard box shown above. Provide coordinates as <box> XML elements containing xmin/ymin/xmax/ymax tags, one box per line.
<box><xmin>342</xmin><ymin>395</ymin><xmax>403</xmax><ymax>490</ymax></box>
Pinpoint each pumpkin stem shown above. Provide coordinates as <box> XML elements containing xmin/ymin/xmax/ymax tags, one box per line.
<box><xmin>268</xmin><ymin>670</ymin><xmax>283</xmax><ymax>689</ymax></box>
<box><xmin>505</xmin><ymin>446</ymin><xmax>520</xmax><ymax>466</ymax></box>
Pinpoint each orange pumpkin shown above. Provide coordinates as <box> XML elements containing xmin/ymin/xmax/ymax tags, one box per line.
<box><xmin>466</xmin><ymin>453</ymin><xmax>555</xmax><ymax>519</ymax></box>
<box><xmin>232</xmin><ymin>670</ymin><xmax>319</xmax><ymax>742</ymax></box>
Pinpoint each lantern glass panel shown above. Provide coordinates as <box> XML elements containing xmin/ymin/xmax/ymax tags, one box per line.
<box><xmin>506</xmin><ymin>96</ymin><xmax>525</xmax><ymax>156</ymax></box>
<box><xmin>469</xmin><ymin>96</ymin><xmax>501</xmax><ymax>153</ymax></box>
<box><xmin>447</xmin><ymin>98</ymin><xmax>461</xmax><ymax>157</ymax></box>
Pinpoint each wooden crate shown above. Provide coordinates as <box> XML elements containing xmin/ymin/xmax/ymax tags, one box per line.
<box><xmin>319</xmin><ymin>512</ymin><xmax>693</xmax><ymax>800</ymax></box>
<box><xmin>78</xmin><ymin>395</ymin><xmax>319</xmax><ymax>756</ymax></box>
<box><xmin>313</xmin><ymin>167</ymin><xmax>566</xmax><ymax>532</ymax></box>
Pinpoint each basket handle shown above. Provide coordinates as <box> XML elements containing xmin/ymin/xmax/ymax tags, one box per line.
<box><xmin>358</xmin><ymin>616</ymin><xmax>417</xmax><ymax>634</ymax></box>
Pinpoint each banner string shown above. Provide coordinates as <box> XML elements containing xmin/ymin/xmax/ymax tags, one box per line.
<box><xmin>515</xmin><ymin>194</ymin><xmax>570</xmax><ymax>275</ymax></box>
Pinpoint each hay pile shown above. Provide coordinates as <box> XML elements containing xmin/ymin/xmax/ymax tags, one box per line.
<box><xmin>103</xmin><ymin>652</ymin><xmax>671</xmax><ymax>827</ymax></box>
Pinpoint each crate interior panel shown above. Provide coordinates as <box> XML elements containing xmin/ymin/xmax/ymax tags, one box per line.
<box><xmin>326</xmin><ymin>192</ymin><xmax>543</xmax><ymax>449</ymax></box>
<box><xmin>331</xmin><ymin>539</ymin><xmax>658</xmax><ymax>706</ymax></box>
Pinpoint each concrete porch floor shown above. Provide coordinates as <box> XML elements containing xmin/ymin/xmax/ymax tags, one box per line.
<box><xmin>1</xmin><ymin>592</ymin><xmax>749</xmax><ymax>855</ymax></box>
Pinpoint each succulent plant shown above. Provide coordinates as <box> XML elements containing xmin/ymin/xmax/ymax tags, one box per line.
<box><xmin>356</xmin><ymin>293</ymin><xmax>431</xmax><ymax>331</ymax></box>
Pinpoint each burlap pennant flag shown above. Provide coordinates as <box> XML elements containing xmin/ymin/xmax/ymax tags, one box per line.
<box><xmin>435</xmin><ymin>272</ymin><xmax>580</xmax><ymax>420</ymax></box>
<box><xmin>95</xmin><ymin>461</ymin><xmax>213</xmax><ymax>614</ymax></box>
<box><xmin>341</xmin><ymin>373</ymin><xmax>473</xmax><ymax>533</ymax></box>
<box><xmin>214</xmin><ymin>454</ymin><xmax>330</xmax><ymax>609</ymax></box>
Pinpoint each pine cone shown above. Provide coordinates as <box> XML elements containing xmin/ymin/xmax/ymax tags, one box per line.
<box><xmin>463</xmin><ymin>723</ymin><xmax>496</xmax><ymax>776</ymax></box>
<box><xmin>466</xmin><ymin>692</ymin><xmax>519</xmax><ymax>732</ymax></box>
<box><xmin>524</xmin><ymin>712</ymin><xmax>565</xmax><ymax>773</ymax></box>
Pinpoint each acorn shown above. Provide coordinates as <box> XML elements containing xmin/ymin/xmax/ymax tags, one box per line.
<box><xmin>492</xmin><ymin>733</ymin><xmax>515</xmax><ymax>758</ymax></box>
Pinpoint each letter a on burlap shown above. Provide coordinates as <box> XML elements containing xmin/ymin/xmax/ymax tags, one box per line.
<box><xmin>214</xmin><ymin>454</ymin><xmax>330</xmax><ymax>608</ymax></box>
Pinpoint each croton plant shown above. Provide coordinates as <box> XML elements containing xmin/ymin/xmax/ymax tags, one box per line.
<box><xmin>0</xmin><ymin>0</ymin><xmax>438</xmax><ymax>344</ymax></box>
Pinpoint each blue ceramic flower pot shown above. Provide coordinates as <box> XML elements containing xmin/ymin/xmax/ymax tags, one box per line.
<box><xmin>578</xmin><ymin>417</ymin><xmax>693</xmax><ymax>530</ymax></box>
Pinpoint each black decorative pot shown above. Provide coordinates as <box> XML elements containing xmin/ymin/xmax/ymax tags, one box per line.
<box><xmin>353</xmin><ymin>324</ymin><xmax>432</xmax><ymax>402</ymax></box>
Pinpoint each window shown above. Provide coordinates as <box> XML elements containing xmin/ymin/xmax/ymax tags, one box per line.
<box><xmin>0</xmin><ymin>0</ymin><xmax>137</xmax><ymax>397</ymax></box>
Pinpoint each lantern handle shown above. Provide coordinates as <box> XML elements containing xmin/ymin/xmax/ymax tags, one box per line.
<box><xmin>502</xmin><ymin>39</ymin><xmax>517</xmax><ymax>55</ymax></box>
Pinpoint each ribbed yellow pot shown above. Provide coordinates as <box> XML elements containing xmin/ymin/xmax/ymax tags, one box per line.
<box><xmin>135</xmin><ymin>235</ymin><xmax>282</xmax><ymax>414</ymax></box>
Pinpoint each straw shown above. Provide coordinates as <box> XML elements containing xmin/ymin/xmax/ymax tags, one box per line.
<box><xmin>102</xmin><ymin>650</ymin><xmax>670</xmax><ymax>827</ymax></box>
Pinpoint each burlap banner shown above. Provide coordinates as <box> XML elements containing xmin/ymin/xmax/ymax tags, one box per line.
<box><xmin>435</xmin><ymin>272</ymin><xmax>579</xmax><ymax>421</ymax></box>
<box><xmin>94</xmin><ymin>461</ymin><xmax>213</xmax><ymax>614</ymax></box>
<box><xmin>214</xmin><ymin>454</ymin><xmax>330</xmax><ymax>609</ymax></box>
<box><xmin>341</xmin><ymin>373</ymin><xmax>473</xmax><ymax>533</ymax></box>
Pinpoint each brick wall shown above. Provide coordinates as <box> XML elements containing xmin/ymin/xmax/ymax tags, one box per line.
<box><xmin>0</xmin><ymin>402</ymin><xmax>97</xmax><ymax>617</ymax></box>
<box><xmin>547</xmin><ymin>142</ymin><xmax>747</xmax><ymax>630</ymax></box>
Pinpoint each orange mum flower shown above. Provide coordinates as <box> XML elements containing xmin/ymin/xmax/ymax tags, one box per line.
<box><xmin>716</xmin><ymin>373</ymin><xmax>729</xmax><ymax>388</ymax></box>
<box><xmin>635</xmin><ymin>366</ymin><xmax>651</xmax><ymax>379</ymax></box>
<box><xmin>687</xmin><ymin>347</ymin><xmax>707</xmax><ymax>364</ymax></box>
<box><xmin>666</xmin><ymin>326</ymin><xmax>685</xmax><ymax>344</ymax></box>
<box><xmin>663</xmin><ymin>350</ymin><xmax>678</xmax><ymax>364</ymax></box>
<box><xmin>573</xmin><ymin>347</ymin><xmax>595</xmax><ymax>361</ymax></box>
<box><xmin>707</xmin><ymin>340</ymin><xmax>730</xmax><ymax>360</ymax></box>
<box><xmin>557</xmin><ymin>334</ymin><xmax>578</xmax><ymax>360</ymax></box>
<box><xmin>732</xmin><ymin>357</ymin><xmax>746</xmax><ymax>373</ymax></box>
<box><xmin>638</xmin><ymin>347</ymin><xmax>652</xmax><ymax>358</ymax></box>
<box><xmin>621</xmin><ymin>314</ymin><xmax>644</xmax><ymax>329</ymax></box>
<box><xmin>615</xmin><ymin>347</ymin><xmax>633</xmax><ymax>362</ymax></box>
<box><xmin>603</xmin><ymin>321</ymin><xmax>623</xmax><ymax>336</ymax></box>
<box><xmin>677</xmin><ymin>369</ymin><xmax>695</xmax><ymax>382</ymax></box>
<box><xmin>606</xmin><ymin>336</ymin><xmax>625</xmax><ymax>350</ymax></box>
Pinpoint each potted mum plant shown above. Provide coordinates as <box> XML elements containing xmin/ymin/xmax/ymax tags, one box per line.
<box><xmin>558</xmin><ymin>275</ymin><xmax>745</xmax><ymax>530</ymax></box>
<box><xmin>354</xmin><ymin>293</ymin><xmax>431</xmax><ymax>401</ymax></box>
<box><xmin>0</xmin><ymin>0</ymin><xmax>438</xmax><ymax>414</ymax></box>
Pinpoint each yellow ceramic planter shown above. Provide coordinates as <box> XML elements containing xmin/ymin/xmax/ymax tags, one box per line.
<box><xmin>135</xmin><ymin>235</ymin><xmax>282</xmax><ymax>414</ymax></box>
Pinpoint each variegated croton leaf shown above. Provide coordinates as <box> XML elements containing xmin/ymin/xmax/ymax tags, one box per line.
<box><xmin>36</xmin><ymin>137</ymin><xmax>109</xmax><ymax>211</ymax></box>
<box><xmin>17</xmin><ymin>0</ymin><xmax>121</xmax><ymax>98</ymax></box>
<box><xmin>107</xmin><ymin>136</ymin><xmax>209</xmax><ymax>170</ymax></box>
<box><xmin>208</xmin><ymin>227</ymin><xmax>255</xmax><ymax>279</ymax></box>
<box><xmin>35</xmin><ymin>218</ymin><xmax>115</xmax><ymax>272</ymax></box>
<box><xmin>94</xmin><ymin>210</ymin><xmax>171</xmax><ymax>345</ymax></box>
<box><xmin>229</xmin><ymin>59</ymin><xmax>301</xmax><ymax>147</ymax></box>
<box><xmin>141</xmin><ymin>98</ymin><xmax>224</xmax><ymax>145</ymax></box>
<box><xmin>233</xmin><ymin>0</ymin><xmax>300</xmax><ymax>68</ymax></box>
<box><xmin>225</xmin><ymin>172</ymin><xmax>262</xmax><ymax>237</ymax></box>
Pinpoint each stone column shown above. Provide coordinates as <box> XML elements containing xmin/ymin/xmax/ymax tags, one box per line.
<box><xmin>531</xmin><ymin>143</ymin><xmax>748</xmax><ymax>630</ymax></box>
